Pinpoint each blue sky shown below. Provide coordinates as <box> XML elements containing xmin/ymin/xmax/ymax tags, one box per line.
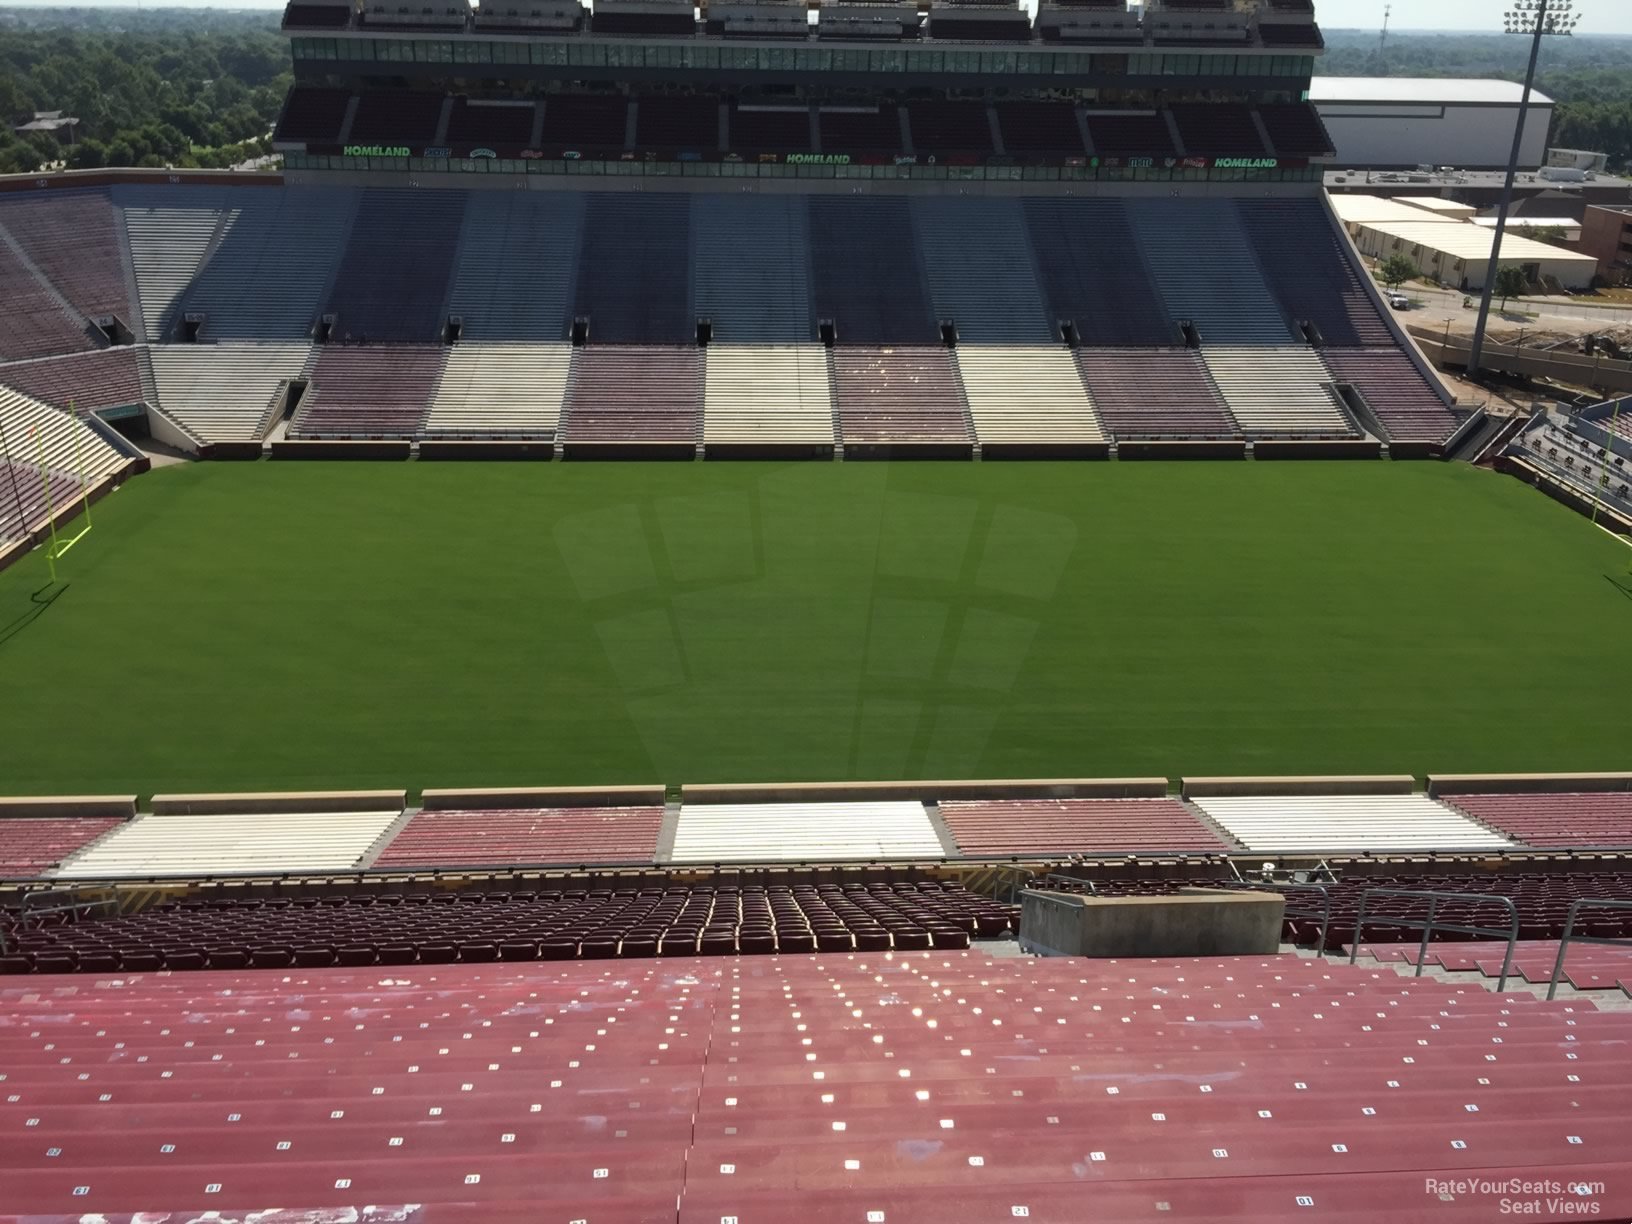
<box><xmin>9</xmin><ymin>0</ymin><xmax>1632</xmax><ymax>33</ymax></box>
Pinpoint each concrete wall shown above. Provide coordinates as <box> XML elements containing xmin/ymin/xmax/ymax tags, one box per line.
<box><xmin>1019</xmin><ymin>887</ymin><xmax>1285</xmax><ymax>957</ymax></box>
<box><xmin>1428</xmin><ymin>773</ymin><xmax>1632</xmax><ymax>797</ymax></box>
<box><xmin>681</xmin><ymin>778</ymin><xmax>1169</xmax><ymax>804</ymax></box>
<box><xmin>1182</xmin><ymin>775</ymin><xmax>1415</xmax><ymax>798</ymax></box>
<box><xmin>1579</xmin><ymin>205</ymin><xmax>1632</xmax><ymax>278</ymax></box>
<box><xmin>1317</xmin><ymin>102</ymin><xmax>1552</xmax><ymax>172</ymax></box>
<box><xmin>420</xmin><ymin>785</ymin><xmax>666</xmax><ymax>809</ymax></box>
<box><xmin>0</xmin><ymin>796</ymin><xmax>137</xmax><ymax>819</ymax></box>
<box><xmin>150</xmin><ymin>790</ymin><xmax>406</xmax><ymax>815</ymax></box>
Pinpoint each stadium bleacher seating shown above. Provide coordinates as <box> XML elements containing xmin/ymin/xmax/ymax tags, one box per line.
<box><xmin>1170</xmin><ymin>103</ymin><xmax>1267</xmax><ymax>156</ymax></box>
<box><xmin>347</xmin><ymin>89</ymin><xmax>446</xmax><ymax>144</ymax></box>
<box><xmin>994</xmin><ymin>101</ymin><xmax>1084</xmax><ymax>155</ymax></box>
<box><xmin>282</xmin><ymin>2</ymin><xmax>354</xmax><ymax>27</ymax></box>
<box><xmin>1075</xmin><ymin>348</ymin><xmax>1240</xmax><ymax>438</ymax></box>
<box><xmin>817</xmin><ymin>105</ymin><xmax>901</xmax><ymax>154</ymax></box>
<box><xmin>702</xmin><ymin>345</ymin><xmax>835</xmax><ymax>449</ymax></box>
<box><xmin>120</xmin><ymin>188</ymin><xmax>237</xmax><ymax>342</ymax></box>
<box><xmin>0</xmin><ymin>190</ymin><xmax>131</xmax><ymax>325</ymax></box>
<box><xmin>573</xmin><ymin>194</ymin><xmax>694</xmax><ymax>344</ymax></box>
<box><xmin>904</xmin><ymin>100</ymin><xmax>994</xmax><ymax>154</ymax></box>
<box><xmin>0</xmin><ymin>461</ymin><xmax>81</xmax><ymax>541</ymax></box>
<box><xmin>0</xmin><ymin>240</ymin><xmax>91</xmax><ymax>361</ymax></box>
<box><xmin>0</xmin><ymin>817</ymin><xmax>123</xmax><ymax>875</ymax></box>
<box><xmin>1202</xmin><ymin>346</ymin><xmax>1355</xmax><ymax>436</ymax></box>
<box><xmin>1</xmin><ymin>883</ymin><xmax>1009</xmax><ymax>972</ymax></box>
<box><xmin>954</xmin><ymin>347</ymin><xmax>1105</xmax><ymax>448</ymax></box>
<box><xmin>447</xmin><ymin>191</ymin><xmax>582</xmax><ymax>341</ymax></box>
<box><xmin>542</xmin><ymin>92</ymin><xmax>630</xmax><ymax>149</ymax></box>
<box><xmin>810</xmin><ymin>197</ymin><xmax>938</xmax><ymax>345</ymax></box>
<box><xmin>0</xmin><ymin>347</ymin><xmax>144</xmax><ymax>414</ymax></box>
<box><xmin>670</xmin><ymin>800</ymin><xmax>945</xmax><ymax>863</ymax></box>
<box><xmin>730</xmin><ymin>104</ymin><xmax>813</xmax><ymax>152</ymax></box>
<box><xmin>1236</xmin><ymin>197</ymin><xmax>1396</xmax><ymax>347</ymax></box>
<box><xmin>5</xmin><ymin>950</ymin><xmax>1629</xmax><ymax>1219</ymax></box>
<box><xmin>1022</xmin><ymin>198</ymin><xmax>1176</xmax><ymax>346</ymax></box>
<box><xmin>1131</xmin><ymin>199</ymin><xmax>1298</xmax><ymax>344</ymax></box>
<box><xmin>426</xmin><ymin>343</ymin><xmax>572</xmax><ymax>438</ymax></box>
<box><xmin>1445</xmin><ymin>793</ymin><xmax>1632</xmax><ymax>849</ymax></box>
<box><xmin>446</xmin><ymin>97</ymin><xmax>535</xmax><ymax>145</ymax></box>
<box><xmin>179</xmin><ymin>187</ymin><xmax>357</xmax><ymax>341</ymax></box>
<box><xmin>0</xmin><ymin>389</ymin><xmax>128</xmax><ymax>506</ymax></box>
<box><xmin>691</xmin><ymin>194</ymin><xmax>813</xmax><ymax>344</ymax></box>
<box><xmin>940</xmin><ymin>797</ymin><xmax>1234</xmax><ymax>855</ymax></box>
<box><xmin>274</xmin><ymin>86</ymin><xmax>352</xmax><ymax>142</ymax></box>
<box><xmin>54</xmin><ymin>807</ymin><xmax>403</xmax><ymax>878</ymax></box>
<box><xmin>915</xmin><ymin>197</ymin><xmax>1054</xmax><ymax>344</ymax></box>
<box><xmin>324</xmin><ymin>189</ymin><xmax>467</xmax><ymax>343</ymax></box>
<box><xmin>148</xmin><ymin>343</ymin><xmax>314</xmax><ymax>443</ymax></box>
<box><xmin>293</xmin><ymin>345</ymin><xmax>447</xmax><ymax>438</ymax></box>
<box><xmin>561</xmin><ymin>345</ymin><xmax>702</xmax><ymax>446</ymax></box>
<box><xmin>1083</xmin><ymin>109</ymin><xmax>1174</xmax><ymax>156</ymax></box>
<box><xmin>831</xmin><ymin>348</ymin><xmax>973</xmax><ymax>447</ymax></box>
<box><xmin>1190</xmin><ymin>793</ymin><xmax>1515</xmax><ymax>853</ymax></box>
<box><xmin>1257</xmin><ymin>102</ymin><xmax>1336</xmax><ymax>157</ymax></box>
<box><xmin>1320</xmin><ymin>348</ymin><xmax>1460</xmax><ymax>444</ymax></box>
<box><xmin>634</xmin><ymin>94</ymin><xmax>720</xmax><ymax>149</ymax></box>
<box><xmin>373</xmin><ymin>805</ymin><xmax>666</xmax><ymax>867</ymax></box>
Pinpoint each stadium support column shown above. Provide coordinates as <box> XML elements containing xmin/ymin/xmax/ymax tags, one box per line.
<box><xmin>1468</xmin><ymin>0</ymin><xmax>1579</xmax><ymax>376</ymax></box>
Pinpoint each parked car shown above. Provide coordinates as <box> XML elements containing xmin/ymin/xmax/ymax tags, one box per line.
<box><xmin>1386</xmin><ymin>292</ymin><xmax>1410</xmax><ymax>310</ymax></box>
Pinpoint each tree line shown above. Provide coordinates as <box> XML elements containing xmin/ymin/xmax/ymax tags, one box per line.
<box><xmin>0</xmin><ymin>9</ymin><xmax>288</xmax><ymax>176</ymax></box>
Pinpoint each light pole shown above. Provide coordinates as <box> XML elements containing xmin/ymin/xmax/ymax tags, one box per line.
<box><xmin>1467</xmin><ymin>0</ymin><xmax>1579</xmax><ymax>376</ymax></box>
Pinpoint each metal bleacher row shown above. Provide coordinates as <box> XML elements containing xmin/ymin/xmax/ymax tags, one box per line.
<box><xmin>7</xmin><ymin>788</ymin><xmax>1632</xmax><ymax>883</ymax></box>
<box><xmin>0</xmin><ymin>183</ymin><xmax>1462</xmax><ymax>452</ymax></box>
<box><xmin>5</xmin><ymin>950</ymin><xmax>1632</xmax><ymax>1218</ymax></box>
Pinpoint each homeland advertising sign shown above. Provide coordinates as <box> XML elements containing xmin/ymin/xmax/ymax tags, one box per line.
<box><xmin>1212</xmin><ymin>157</ymin><xmax>1279</xmax><ymax>170</ymax></box>
<box><xmin>343</xmin><ymin>145</ymin><xmax>410</xmax><ymax>158</ymax></box>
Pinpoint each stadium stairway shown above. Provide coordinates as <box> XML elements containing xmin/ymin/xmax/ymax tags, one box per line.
<box><xmin>1130</xmin><ymin>199</ymin><xmax>1299</xmax><ymax>346</ymax></box>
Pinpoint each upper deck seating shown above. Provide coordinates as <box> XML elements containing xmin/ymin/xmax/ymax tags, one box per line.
<box><xmin>0</xmin><ymin>191</ymin><xmax>131</xmax><ymax>325</ymax></box>
<box><xmin>347</xmin><ymin>90</ymin><xmax>445</xmax><ymax>143</ymax></box>
<box><xmin>817</xmin><ymin>105</ymin><xmax>901</xmax><ymax>154</ymax></box>
<box><xmin>692</xmin><ymin>194</ymin><xmax>812</xmax><ymax>343</ymax></box>
<box><xmin>915</xmin><ymin>197</ymin><xmax>1053</xmax><ymax>344</ymax></box>
<box><xmin>635</xmin><ymin>95</ymin><xmax>720</xmax><ymax>149</ymax></box>
<box><xmin>994</xmin><ymin>102</ymin><xmax>1084</xmax><ymax>155</ymax></box>
<box><xmin>542</xmin><ymin>93</ymin><xmax>630</xmax><ymax>150</ymax></box>
<box><xmin>1083</xmin><ymin>111</ymin><xmax>1174</xmax><ymax>157</ymax></box>
<box><xmin>730</xmin><ymin>105</ymin><xmax>812</xmax><ymax>152</ymax></box>
<box><xmin>1257</xmin><ymin>102</ymin><xmax>1335</xmax><ymax>156</ymax></box>
<box><xmin>0</xmin><ymin>241</ymin><xmax>91</xmax><ymax>361</ymax></box>
<box><xmin>118</xmin><ymin>187</ymin><xmax>237</xmax><ymax>342</ymax></box>
<box><xmin>323</xmin><ymin>189</ymin><xmax>467</xmax><ymax>342</ymax></box>
<box><xmin>0</xmin><ymin>348</ymin><xmax>144</xmax><ymax>414</ymax></box>
<box><xmin>274</xmin><ymin>86</ymin><xmax>352</xmax><ymax>142</ymax></box>
<box><xmin>906</xmin><ymin>101</ymin><xmax>994</xmax><ymax>155</ymax></box>
<box><xmin>1130</xmin><ymin>199</ymin><xmax>1298</xmax><ymax>345</ymax></box>
<box><xmin>446</xmin><ymin>97</ymin><xmax>535</xmax><ymax>145</ymax></box>
<box><xmin>1236</xmin><ymin>197</ymin><xmax>1395</xmax><ymax>347</ymax></box>
<box><xmin>1170</xmin><ymin>103</ymin><xmax>1266</xmax><ymax>156</ymax></box>
<box><xmin>448</xmin><ymin>190</ymin><xmax>582</xmax><ymax>340</ymax></box>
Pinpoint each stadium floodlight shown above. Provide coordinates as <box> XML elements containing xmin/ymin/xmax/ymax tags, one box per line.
<box><xmin>1468</xmin><ymin>0</ymin><xmax>1578</xmax><ymax>375</ymax></box>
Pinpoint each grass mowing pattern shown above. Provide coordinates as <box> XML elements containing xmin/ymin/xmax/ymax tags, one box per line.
<box><xmin>0</xmin><ymin>459</ymin><xmax>1628</xmax><ymax>797</ymax></box>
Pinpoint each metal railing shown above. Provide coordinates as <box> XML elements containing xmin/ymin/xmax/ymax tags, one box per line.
<box><xmin>1262</xmin><ymin>882</ymin><xmax>1334</xmax><ymax>957</ymax></box>
<box><xmin>1546</xmin><ymin>899</ymin><xmax>1632</xmax><ymax>1001</ymax></box>
<box><xmin>1349</xmin><ymin>888</ymin><xmax>1520</xmax><ymax>991</ymax></box>
<box><xmin>0</xmin><ymin>889</ymin><xmax>118</xmax><ymax>956</ymax></box>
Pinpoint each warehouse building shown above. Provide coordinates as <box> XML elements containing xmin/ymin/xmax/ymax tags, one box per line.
<box><xmin>1311</xmin><ymin>77</ymin><xmax>1553</xmax><ymax>171</ymax></box>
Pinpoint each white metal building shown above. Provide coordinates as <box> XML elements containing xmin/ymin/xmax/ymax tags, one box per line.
<box><xmin>1311</xmin><ymin>77</ymin><xmax>1554</xmax><ymax>172</ymax></box>
<box><xmin>1345</xmin><ymin>218</ymin><xmax>1597</xmax><ymax>292</ymax></box>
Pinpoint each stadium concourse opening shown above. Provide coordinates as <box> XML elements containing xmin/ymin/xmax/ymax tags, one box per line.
<box><xmin>4</xmin><ymin>0</ymin><xmax>1632</xmax><ymax>1218</ymax></box>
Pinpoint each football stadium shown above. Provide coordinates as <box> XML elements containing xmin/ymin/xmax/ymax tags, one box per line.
<box><xmin>2</xmin><ymin>0</ymin><xmax>1632</xmax><ymax>1219</ymax></box>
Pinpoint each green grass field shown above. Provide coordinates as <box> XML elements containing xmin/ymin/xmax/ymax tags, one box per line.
<box><xmin>0</xmin><ymin>459</ymin><xmax>1629</xmax><ymax>798</ymax></box>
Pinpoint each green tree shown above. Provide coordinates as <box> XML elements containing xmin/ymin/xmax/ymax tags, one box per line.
<box><xmin>1493</xmin><ymin>265</ymin><xmax>1529</xmax><ymax>312</ymax></box>
<box><xmin>1379</xmin><ymin>254</ymin><xmax>1420</xmax><ymax>289</ymax></box>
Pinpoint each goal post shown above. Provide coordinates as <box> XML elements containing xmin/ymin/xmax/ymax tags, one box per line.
<box><xmin>30</xmin><ymin>400</ymin><xmax>95</xmax><ymax>583</ymax></box>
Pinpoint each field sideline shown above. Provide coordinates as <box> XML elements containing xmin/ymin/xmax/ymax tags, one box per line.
<box><xmin>0</xmin><ymin>459</ymin><xmax>1628</xmax><ymax>798</ymax></box>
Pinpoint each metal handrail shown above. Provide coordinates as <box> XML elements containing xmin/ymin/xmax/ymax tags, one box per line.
<box><xmin>0</xmin><ymin>891</ymin><xmax>117</xmax><ymax>956</ymax></box>
<box><xmin>1349</xmin><ymin>888</ymin><xmax>1521</xmax><ymax>991</ymax></box>
<box><xmin>1546</xmin><ymin>899</ymin><xmax>1632</xmax><ymax>1000</ymax></box>
<box><xmin>1259</xmin><ymin>882</ymin><xmax>1333</xmax><ymax>957</ymax></box>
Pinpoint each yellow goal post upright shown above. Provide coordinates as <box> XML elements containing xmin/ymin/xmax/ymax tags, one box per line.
<box><xmin>30</xmin><ymin>397</ymin><xmax>95</xmax><ymax>584</ymax></box>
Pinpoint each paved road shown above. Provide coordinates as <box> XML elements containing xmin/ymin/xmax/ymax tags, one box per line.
<box><xmin>1403</xmin><ymin>285</ymin><xmax>1632</xmax><ymax>330</ymax></box>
